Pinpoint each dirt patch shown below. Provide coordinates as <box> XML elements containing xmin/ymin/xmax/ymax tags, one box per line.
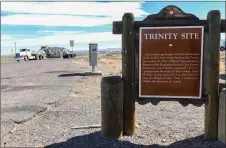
<box><xmin>98</xmin><ymin>58</ymin><xmax>121</xmax><ymax>65</ymax></box>
<box><xmin>103</xmin><ymin>51</ymin><xmax>121</xmax><ymax>57</ymax></box>
<box><xmin>98</xmin><ymin>58</ymin><xmax>122</xmax><ymax>75</ymax></box>
<box><xmin>72</xmin><ymin>59</ymin><xmax>87</xmax><ymax>65</ymax></box>
<box><xmin>1</xmin><ymin>56</ymin><xmax>15</xmax><ymax>64</ymax></box>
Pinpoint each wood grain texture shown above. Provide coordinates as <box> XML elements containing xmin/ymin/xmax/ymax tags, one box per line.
<box><xmin>122</xmin><ymin>13</ymin><xmax>136</xmax><ymax>136</ymax></box>
<box><xmin>218</xmin><ymin>88</ymin><xmax>226</xmax><ymax>144</ymax></box>
<box><xmin>101</xmin><ymin>76</ymin><xmax>123</xmax><ymax>139</ymax></box>
<box><xmin>113</xmin><ymin>19</ymin><xmax>226</xmax><ymax>34</ymax></box>
<box><xmin>204</xmin><ymin>10</ymin><xmax>221</xmax><ymax>140</ymax></box>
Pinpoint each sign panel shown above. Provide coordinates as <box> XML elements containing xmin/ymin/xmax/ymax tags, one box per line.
<box><xmin>89</xmin><ymin>43</ymin><xmax>98</xmax><ymax>66</ymax></box>
<box><xmin>139</xmin><ymin>26</ymin><xmax>204</xmax><ymax>99</ymax></box>
<box><xmin>70</xmin><ymin>40</ymin><xmax>74</xmax><ymax>47</ymax></box>
<box><xmin>9</xmin><ymin>49</ymin><xmax>14</xmax><ymax>54</ymax></box>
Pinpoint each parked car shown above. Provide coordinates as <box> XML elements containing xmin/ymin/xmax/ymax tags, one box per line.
<box><xmin>220</xmin><ymin>40</ymin><xmax>225</xmax><ymax>51</ymax></box>
<box><xmin>62</xmin><ymin>50</ymin><xmax>76</xmax><ymax>59</ymax></box>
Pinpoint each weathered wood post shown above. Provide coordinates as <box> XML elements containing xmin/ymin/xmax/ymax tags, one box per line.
<box><xmin>121</xmin><ymin>13</ymin><xmax>136</xmax><ymax>136</ymax></box>
<box><xmin>204</xmin><ymin>10</ymin><xmax>221</xmax><ymax>140</ymax></box>
<box><xmin>101</xmin><ymin>76</ymin><xmax>123</xmax><ymax>139</ymax></box>
<box><xmin>203</xmin><ymin>32</ymin><xmax>208</xmax><ymax>98</ymax></box>
<box><xmin>112</xmin><ymin>5</ymin><xmax>226</xmax><ymax>140</ymax></box>
<box><xmin>218</xmin><ymin>88</ymin><xmax>226</xmax><ymax>144</ymax></box>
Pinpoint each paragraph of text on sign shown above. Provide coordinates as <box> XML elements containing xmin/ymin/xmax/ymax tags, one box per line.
<box><xmin>142</xmin><ymin>53</ymin><xmax>200</xmax><ymax>84</ymax></box>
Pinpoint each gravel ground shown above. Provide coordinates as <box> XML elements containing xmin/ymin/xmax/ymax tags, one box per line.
<box><xmin>1</xmin><ymin>53</ymin><xmax>225</xmax><ymax>148</ymax></box>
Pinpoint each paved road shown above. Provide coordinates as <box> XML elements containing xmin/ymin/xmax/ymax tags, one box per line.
<box><xmin>1</xmin><ymin>58</ymin><xmax>89</xmax><ymax>137</ymax></box>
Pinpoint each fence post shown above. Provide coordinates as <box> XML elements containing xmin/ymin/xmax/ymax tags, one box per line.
<box><xmin>204</xmin><ymin>10</ymin><xmax>221</xmax><ymax>140</ymax></box>
<box><xmin>101</xmin><ymin>76</ymin><xmax>123</xmax><ymax>139</ymax></box>
<box><xmin>122</xmin><ymin>13</ymin><xmax>136</xmax><ymax>136</ymax></box>
<box><xmin>218</xmin><ymin>88</ymin><xmax>226</xmax><ymax>144</ymax></box>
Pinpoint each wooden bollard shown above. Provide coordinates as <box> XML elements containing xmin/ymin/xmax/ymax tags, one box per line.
<box><xmin>204</xmin><ymin>10</ymin><xmax>221</xmax><ymax>140</ymax></box>
<box><xmin>101</xmin><ymin>76</ymin><xmax>123</xmax><ymax>139</ymax></box>
<box><xmin>218</xmin><ymin>88</ymin><xmax>226</xmax><ymax>144</ymax></box>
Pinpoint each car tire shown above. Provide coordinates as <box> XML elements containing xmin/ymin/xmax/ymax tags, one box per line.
<box><xmin>220</xmin><ymin>47</ymin><xmax>225</xmax><ymax>51</ymax></box>
<box><xmin>24</xmin><ymin>56</ymin><xmax>28</xmax><ymax>61</ymax></box>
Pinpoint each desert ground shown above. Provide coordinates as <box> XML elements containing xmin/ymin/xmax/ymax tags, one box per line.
<box><xmin>1</xmin><ymin>51</ymin><xmax>225</xmax><ymax>148</ymax></box>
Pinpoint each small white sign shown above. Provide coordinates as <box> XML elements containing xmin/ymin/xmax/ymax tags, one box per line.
<box><xmin>70</xmin><ymin>40</ymin><xmax>74</xmax><ymax>47</ymax></box>
<box><xmin>89</xmin><ymin>43</ymin><xmax>98</xmax><ymax>66</ymax></box>
<box><xmin>9</xmin><ymin>49</ymin><xmax>14</xmax><ymax>54</ymax></box>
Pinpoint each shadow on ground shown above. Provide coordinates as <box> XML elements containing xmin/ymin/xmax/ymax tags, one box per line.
<box><xmin>220</xmin><ymin>74</ymin><xmax>226</xmax><ymax>80</ymax></box>
<box><xmin>58</xmin><ymin>73</ymin><xmax>86</xmax><ymax>77</ymax></box>
<box><xmin>45</xmin><ymin>131</ymin><xmax>226</xmax><ymax>148</ymax></box>
<box><xmin>220</xmin><ymin>83</ymin><xmax>226</xmax><ymax>91</ymax></box>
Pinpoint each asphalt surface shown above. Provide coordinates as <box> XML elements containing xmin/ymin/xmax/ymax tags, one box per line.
<box><xmin>1</xmin><ymin>58</ymin><xmax>89</xmax><ymax>137</ymax></box>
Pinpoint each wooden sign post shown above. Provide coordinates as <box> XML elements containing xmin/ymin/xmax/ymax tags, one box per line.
<box><xmin>105</xmin><ymin>5</ymin><xmax>226</xmax><ymax>141</ymax></box>
<box><xmin>121</xmin><ymin>13</ymin><xmax>136</xmax><ymax>136</ymax></box>
<box><xmin>204</xmin><ymin>10</ymin><xmax>221</xmax><ymax>140</ymax></box>
<box><xmin>218</xmin><ymin>88</ymin><xmax>226</xmax><ymax>144</ymax></box>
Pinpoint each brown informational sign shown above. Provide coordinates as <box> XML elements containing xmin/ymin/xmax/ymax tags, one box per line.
<box><xmin>139</xmin><ymin>26</ymin><xmax>204</xmax><ymax>99</ymax></box>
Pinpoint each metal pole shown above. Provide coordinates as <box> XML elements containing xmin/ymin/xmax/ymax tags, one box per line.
<box><xmin>92</xmin><ymin>65</ymin><xmax>95</xmax><ymax>72</ymax></box>
<box><xmin>14</xmin><ymin>42</ymin><xmax>16</xmax><ymax>54</ymax></box>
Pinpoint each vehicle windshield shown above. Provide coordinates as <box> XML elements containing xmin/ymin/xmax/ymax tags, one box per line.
<box><xmin>20</xmin><ymin>49</ymin><xmax>30</xmax><ymax>52</ymax></box>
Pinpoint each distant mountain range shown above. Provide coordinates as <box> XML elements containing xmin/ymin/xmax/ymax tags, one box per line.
<box><xmin>2</xmin><ymin>39</ymin><xmax>225</xmax><ymax>56</ymax></box>
<box><xmin>1</xmin><ymin>48</ymin><xmax>121</xmax><ymax>56</ymax></box>
<box><xmin>74</xmin><ymin>48</ymin><xmax>121</xmax><ymax>53</ymax></box>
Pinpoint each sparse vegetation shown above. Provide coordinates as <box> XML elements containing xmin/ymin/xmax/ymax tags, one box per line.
<box><xmin>1</xmin><ymin>50</ymin><xmax>225</xmax><ymax>147</ymax></box>
<box><xmin>1</xmin><ymin>56</ymin><xmax>15</xmax><ymax>64</ymax></box>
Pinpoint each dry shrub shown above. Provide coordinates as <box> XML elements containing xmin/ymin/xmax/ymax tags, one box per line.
<box><xmin>1</xmin><ymin>56</ymin><xmax>14</xmax><ymax>64</ymax></box>
<box><xmin>104</xmin><ymin>51</ymin><xmax>121</xmax><ymax>57</ymax></box>
<box><xmin>72</xmin><ymin>59</ymin><xmax>87</xmax><ymax>64</ymax></box>
<box><xmin>98</xmin><ymin>58</ymin><xmax>121</xmax><ymax>64</ymax></box>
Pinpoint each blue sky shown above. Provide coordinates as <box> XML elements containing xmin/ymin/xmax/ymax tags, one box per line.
<box><xmin>1</xmin><ymin>1</ymin><xmax>225</xmax><ymax>55</ymax></box>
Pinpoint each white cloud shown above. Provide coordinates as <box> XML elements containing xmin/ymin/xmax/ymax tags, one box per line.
<box><xmin>37</xmin><ymin>30</ymin><xmax>84</xmax><ymax>35</ymax></box>
<box><xmin>1</xmin><ymin>34</ymin><xmax>36</xmax><ymax>41</ymax></box>
<box><xmin>1</xmin><ymin>2</ymin><xmax>148</xmax><ymax>26</ymax></box>
<box><xmin>1</xmin><ymin>35</ymin><xmax>13</xmax><ymax>40</ymax></box>
<box><xmin>1</xmin><ymin>34</ymin><xmax>32</xmax><ymax>40</ymax></box>
<box><xmin>2</xmin><ymin>32</ymin><xmax>225</xmax><ymax>49</ymax></box>
<box><xmin>1</xmin><ymin>2</ymin><xmax>147</xmax><ymax>17</ymax></box>
<box><xmin>2</xmin><ymin>14</ymin><xmax>116</xmax><ymax>27</ymax></box>
<box><xmin>1</xmin><ymin>32</ymin><xmax>121</xmax><ymax>47</ymax></box>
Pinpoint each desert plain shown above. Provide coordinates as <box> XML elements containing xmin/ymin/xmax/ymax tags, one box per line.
<box><xmin>0</xmin><ymin>50</ymin><xmax>225</xmax><ymax>148</ymax></box>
